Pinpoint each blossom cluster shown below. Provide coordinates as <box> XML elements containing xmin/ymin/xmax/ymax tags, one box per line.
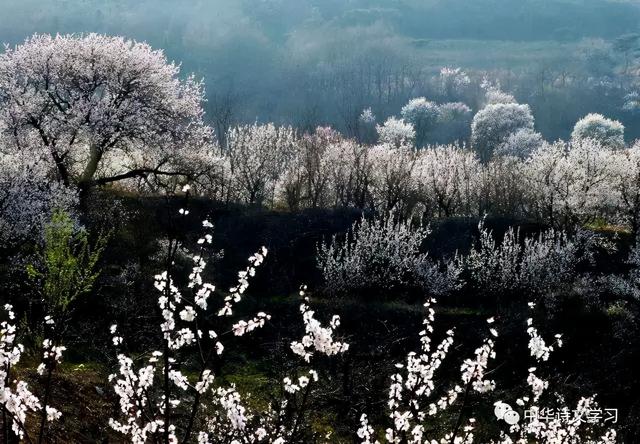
<box><xmin>359</xmin><ymin>298</ymin><xmax>497</xmax><ymax>444</ymax></box>
<box><xmin>356</xmin><ymin>299</ymin><xmax>616</xmax><ymax>444</ymax></box>
<box><xmin>0</xmin><ymin>304</ymin><xmax>62</xmax><ymax>440</ymax></box>
<box><xmin>109</xmin><ymin>211</ymin><xmax>272</xmax><ymax>442</ymax></box>
<box><xmin>488</xmin><ymin>303</ymin><xmax>616</xmax><ymax>444</ymax></box>
<box><xmin>189</xmin><ymin>288</ymin><xmax>349</xmax><ymax>443</ymax></box>
<box><xmin>290</xmin><ymin>291</ymin><xmax>349</xmax><ymax>362</ymax></box>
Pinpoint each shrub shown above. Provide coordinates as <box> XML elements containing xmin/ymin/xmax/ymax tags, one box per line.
<box><xmin>317</xmin><ymin>213</ymin><xmax>461</xmax><ymax>297</ymax></box>
<box><xmin>465</xmin><ymin>221</ymin><xmax>590</xmax><ymax>296</ymax></box>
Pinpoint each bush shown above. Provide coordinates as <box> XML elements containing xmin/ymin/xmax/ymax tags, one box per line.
<box><xmin>317</xmin><ymin>212</ymin><xmax>461</xmax><ymax>297</ymax></box>
<box><xmin>465</xmin><ymin>221</ymin><xmax>592</xmax><ymax>296</ymax></box>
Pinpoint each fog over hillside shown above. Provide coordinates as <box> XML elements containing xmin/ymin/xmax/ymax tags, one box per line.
<box><xmin>1</xmin><ymin>0</ymin><xmax>639</xmax><ymax>140</ymax></box>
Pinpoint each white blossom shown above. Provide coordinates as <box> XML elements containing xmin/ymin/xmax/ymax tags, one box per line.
<box><xmin>376</xmin><ymin>117</ymin><xmax>415</xmax><ymax>148</ymax></box>
<box><xmin>572</xmin><ymin>113</ymin><xmax>624</xmax><ymax>149</ymax></box>
<box><xmin>0</xmin><ymin>33</ymin><xmax>213</xmax><ymax>192</ymax></box>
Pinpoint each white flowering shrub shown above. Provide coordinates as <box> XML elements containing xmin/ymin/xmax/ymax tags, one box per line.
<box><xmin>484</xmin><ymin>87</ymin><xmax>516</xmax><ymax>106</ymax></box>
<box><xmin>107</xmin><ymin>206</ymin><xmax>352</xmax><ymax>443</ymax></box>
<box><xmin>317</xmin><ymin>214</ymin><xmax>426</xmax><ymax>295</ymax></box>
<box><xmin>471</xmin><ymin>103</ymin><xmax>535</xmax><ymax>162</ymax></box>
<box><xmin>433</xmin><ymin>102</ymin><xmax>473</xmax><ymax>144</ymax></box>
<box><xmin>562</xmin><ymin>139</ymin><xmax>620</xmax><ymax>223</ymax></box>
<box><xmin>317</xmin><ymin>213</ymin><xmax>461</xmax><ymax>297</ymax></box>
<box><xmin>360</xmin><ymin>108</ymin><xmax>377</xmax><ymax>125</ymax></box>
<box><xmin>465</xmin><ymin>221</ymin><xmax>587</xmax><ymax>296</ymax></box>
<box><xmin>358</xmin><ymin>299</ymin><xmax>497</xmax><ymax>443</ymax></box>
<box><xmin>438</xmin><ymin>102</ymin><xmax>473</xmax><ymax>123</ymax></box>
<box><xmin>400</xmin><ymin>98</ymin><xmax>473</xmax><ymax>146</ymax></box>
<box><xmin>572</xmin><ymin>113</ymin><xmax>625</xmax><ymax>149</ymax></box>
<box><xmin>358</xmin><ymin>108</ymin><xmax>378</xmax><ymax>144</ymax></box>
<box><xmin>610</xmin><ymin>143</ymin><xmax>640</xmax><ymax>233</ymax></box>
<box><xmin>324</xmin><ymin>139</ymin><xmax>373</xmax><ymax>208</ymax></box>
<box><xmin>492</xmin><ymin>303</ymin><xmax>615</xmax><ymax>444</ymax></box>
<box><xmin>522</xmin><ymin>142</ymin><xmax>574</xmax><ymax>226</ymax></box>
<box><xmin>376</xmin><ymin>117</ymin><xmax>416</xmax><ymax>148</ymax></box>
<box><xmin>198</xmin><ymin>287</ymin><xmax>349</xmax><ymax>443</ymax></box>
<box><xmin>108</xmin><ymin>215</ymin><xmax>272</xmax><ymax>442</ymax></box>
<box><xmin>274</xmin><ymin>137</ymin><xmax>373</xmax><ymax>210</ymax></box>
<box><xmin>481</xmin><ymin>79</ymin><xmax>517</xmax><ymax>106</ymax></box>
<box><xmin>498</xmin><ymin>304</ymin><xmax>615</xmax><ymax>443</ymax></box>
<box><xmin>0</xmin><ymin>33</ymin><xmax>213</xmax><ymax>192</ymax></box>
<box><xmin>478</xmin><ymin>155</ymin><xmax>528</xmax><ymax>217</ymax></box>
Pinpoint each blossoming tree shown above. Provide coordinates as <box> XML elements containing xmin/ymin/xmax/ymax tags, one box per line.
<box><xmin>0</xmin><ymin>34</ymin><xmax>212</xmax><ymax>194</ymax></box>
